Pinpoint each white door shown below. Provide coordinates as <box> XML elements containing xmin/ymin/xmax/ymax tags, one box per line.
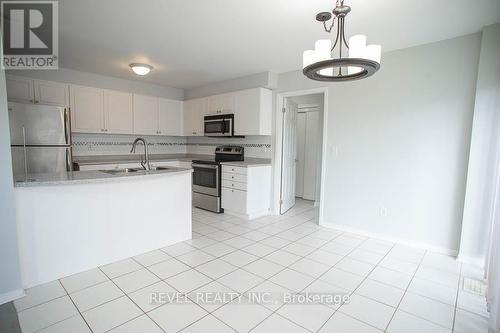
<box><xmin>70</xmin><ymin>85</ymin><xmax>104</xmax><ymax>133</ymax></box>
<box><xmin>6</xmin><ymin>75</ymin><xmax>34</xmax><ymax>103</ymax></box>
<box><xmin>104</xmin><ymin>90</ymin><xmax>133</xmax><ymax>134</ymax></box>
<box><xmin>34</xmin><ymin>80</ymin><xmax>69</xmax><ymax>106</ymax></box>
<box><xmin>295</xmin><ymin>112</ymin><xmax>307</xmax><ymax>198</ymax></box>
<box><xmin>159</xmin><ymin>98</ymin><xmax>183</xmax><ymax>136</ymax></box>
<box><xmin>303</xmin><ymin>111</ymin><xmax>320</xmax><ymax>201</ymax></box>
<box><xmin>133</xmin><ymin>94</ymin><xmax>159</xmax><ymax>135</ymax></box>
<box><xmin>280</xmin><ymin>98</ymin><xmax>298</xmax><ymax>214</ymax></box>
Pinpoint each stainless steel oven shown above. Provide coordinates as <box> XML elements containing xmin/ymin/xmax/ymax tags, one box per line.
<box><xmin>204</xmin><ymin>114</ymin><xmax>234</xmax><ymax>137</ymax></box>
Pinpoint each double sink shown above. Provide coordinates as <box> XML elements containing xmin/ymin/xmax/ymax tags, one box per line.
<box><xmin>100</xmin><ymin>166</ymin><xmax>174</xmax><ymax>175</ymax></box>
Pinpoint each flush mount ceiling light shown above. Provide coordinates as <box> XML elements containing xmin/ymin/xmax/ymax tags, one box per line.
<box><xmin>303</xmin><ymin>0</ymin><xmax>381</xmax><ymax>82</ymax></box>
<box><xmin>129</xmin><ymin>63</ymin><xmax>153</xmax><ymax>76</ymax></box>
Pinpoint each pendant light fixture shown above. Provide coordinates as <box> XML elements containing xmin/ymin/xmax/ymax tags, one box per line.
<box><xmin>303</xmin><ymin>0</ymin><xmax>381</xmax><ymax>82</ymax></box>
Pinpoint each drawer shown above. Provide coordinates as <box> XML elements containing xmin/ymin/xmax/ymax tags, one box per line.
<box><xmin>222</xmin><ymin>172</ymin><xmax>247</xmax><ymax>183</ymax></box>
<box><xmin>222</xmin><ymin>187</ymin><xmax>247</xmax><ymax>213</ymax></box>
<box><xmin>222</xmin><ymin>165</ymin><xmax>247</xmax><ymax>175</ymax></box>
<box><xmin>222</xmin><ymin>179</ymin><xmax>247</xmax><ymax>191</ymax></box>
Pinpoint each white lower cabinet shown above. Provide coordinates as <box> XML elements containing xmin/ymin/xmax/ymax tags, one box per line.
<box><xmin>221</xmin><ymin>164</ymin><xmax>271</xmax><ymax>220</ymax></box>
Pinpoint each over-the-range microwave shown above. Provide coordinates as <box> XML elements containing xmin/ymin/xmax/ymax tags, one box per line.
<box><xmin>204</xmin><ymin>114</ymin><xmax>234</xmax><ymax>137</ymax></box>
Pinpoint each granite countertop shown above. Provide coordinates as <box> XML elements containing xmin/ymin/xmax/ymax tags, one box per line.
<box><xmin>14</xmin><ymin>167</ymin><xmax>192</xmax><ymax>187</ymax></box>
<box><xmin>73</xmin><ymin>154</ymin><xmax>272</xmax><ymax>167</ymax></box>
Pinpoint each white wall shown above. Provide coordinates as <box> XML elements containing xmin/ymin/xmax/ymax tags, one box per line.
<box><xmin>0</xmin><ymin>43</ymin><xmax>24</xmax><ymax>303</ymax></box>
<box><xmin>460</xmin><ymin>24</ymin><xmax>500</xmax><ymax>267</ymax></box>
<box><xmin>275</xmin><ymin>33</ymin><xmax>481</xmax><ymax>253</ymax></box>
<box><xmin>8</xmin><ymin>67</ymin><xmax>184</xmax><ymax>100</ymax></box>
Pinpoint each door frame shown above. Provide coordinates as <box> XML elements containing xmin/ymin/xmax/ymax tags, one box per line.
<box><xmin>273</xmin><ymin>87</ymin><xmax>329</xmax><ymax>224</ymax></box>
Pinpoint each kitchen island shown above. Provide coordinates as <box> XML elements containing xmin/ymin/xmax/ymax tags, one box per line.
<box><xmin>14</xmin><ymin>167</ymin><xmax>192</xmax><ymax>288</ymax></box>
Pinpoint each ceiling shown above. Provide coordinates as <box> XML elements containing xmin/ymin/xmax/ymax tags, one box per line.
<box><xmin>59</xmin><ymin>0</ymin><xmax>500</xmax><ymax>89</ymax></box>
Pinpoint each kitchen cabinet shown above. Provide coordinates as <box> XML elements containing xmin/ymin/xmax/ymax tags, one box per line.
<box><xmin>233</xmin><ymin>88</ymin><xmax>272</xmax><ymax>136</ymax></box>
<box><xmin>183</xmin><ymin>98</ymin><xmax>207</xmax><ymax>136</ymax></box>
<box><xmin>207</xmin><ymin>93</ymin><xmax>234</xmax><ymax>115</ymax></box>
<box><xmin>221</xmin><ymin>164</ymin><xmax>271</xmax><ymax>219</ymax></box>
<box><xmin>159</xmin><ymin>98</ymin><xmax>183</xmax><ymax>136</ymax></box>
<box><xmin>133</xmin><ymin>94</ymin><xmax>159</xmax><ymax>135</ymax></box>
<box><xmin>70</xmin><ymin>85</ymin><xmax>104</xmax><ymax>134</ymax></box>
<box><xmin>104</xmin><ymin>90</ymin><xmax>133</xmax><ymax>134</ymax></box>
<box><xmin>6</xmin><ymin>75</ymin><xmax>69</xmax><ymax>106</ymax></box>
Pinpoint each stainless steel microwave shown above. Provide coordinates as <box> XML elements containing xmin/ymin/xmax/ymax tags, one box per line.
<box><xmin>204</xmin><ymin>114</ymin><xmax>234</xmax><ymax>137</ymax></box>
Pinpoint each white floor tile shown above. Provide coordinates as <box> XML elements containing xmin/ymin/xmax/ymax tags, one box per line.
<box><xmin>221</xmin><ymin>250</ymin><xmax>259</xmax><ymax>267</ymax></box>
<box><xmin>113</xmin><ymin>268</ymin><xmax>160</xmax><ymax>293</ymax></box>
<box><xmin>60</xmin><ymin>268</ymin><xmax>109</xmax><ymax>293</ymax></box>
<box><xmin>306</xmin><ymin>249</ymin><xmax>344</xmax><ymax>266</ymax></box>
<box><xmin>415</xmin><ymin>265</ymin><xmax>460</xmax><ymax>288</ymax></box>
<box><xmin>196</xmin><ymin>259</ymin><xmax>237</xmax><ymax>279</ymax></box>
<box><xmin>166</xmin><ymin>269</ymin><xmax>212</xmax><ymax>293</ymax></box>
<box><xmin>420</xmin><ymin>252</ymin><xmax>461</xmax><ymax>275</ymax></box>
<box><xmin>355</xmin><ymin>279</ymin><xmax>405</xmax><ymax>307</ymax></box>
<box><xmin>208</xmin><ymin>230</ymin><xmax>237</xmax><ymax>241</ymax></box>
<box><xmin>378</xmin><ymin>257</ymin><xmax>419</xmax><ymax>275</ymax></box>
<box><xmin>276</xmin><ymin>230</ymin><xmax>304</xmax><ymax>241</ymax></box>
<box><xmin>177</xmin><ymin>250</ymin><xmax>216</xmax><ymax>267</ymax></box>
<box><xmin>358</xmin><ymin>239</ymin><xmax>394</xmax><ymax>255</ymax></box>
<box><xmin>269</xmin><ymin>268</ymin><xmax>315</xmax><ymax>292</ymax></box>
<box><xmin>188</xmin><ymin>281</ymin><xmax>238</xmax><ymax>312</ymax></box>
<box><xmin>148</xmin><ymin>258</ymin><xmax>191</xmax><ymax>279</ymax></box>
<box><xmin>407</xmin><ymin>278</ymin><xmax>457</xmax><ymax>305</ymax></box>
<box><xmin>14</xmin><ymin>280</ymin><xmax>66</xmax><ymax>312</ymax></box>
<box><xmin>335</xmin><ymin>257</ymin><xmax>376</xmax><ymax>277</ymax></box>
<box><xmin>162</xmin><ymin>242</ymin><xmax>197</xmax><ymax>257</ymax></box>
<box><xmin>223</xmin><ymin>236</ymin><xmax>255</xmax><ymax>249</ymax></box>
<box><xmin>149</xmin><ymin>299</ymin><xmax>208</xmax><ymax>332</ymax></box>
<box><xmin>386</xmin><ymin>310</ymin><xmax>451</xmax><ymax>333</ymax></box>
<box><xmin>264</xmin><ymin>250</ymin><xmax>302</xmax><ymax>267</ymax></box>
<box><xmin>133</xmin><ymin>250</ymin><xmax>170</xmax><ymax>267</ymax></box>
<box><xmin>277</xmin><ymin>302</ymin><xmax>335</xmax><ymax>332</ymax></box>
<box><xmin>181</xmin><ymin>315</ymin><xmax>236</xmax><ymax>333</ymax></box>
<box><xmin>386</xmin><ymin>245</ymin><xmax>425</xmax><ymax>264</ymax></box>
<box><xmin>217</xmin><ymin>269</ymin><xmax>264</xmax><ymax>293</ymax></box>
<box><xmin>296</xmin><ymin>235</ymin><xmax>330</xmax><ymax>248</ymax></box>
<box><xmin>128</xmin><ymin>281</ymin><xmax>177</xmax><ymax>312</ymax></box>
<box><xmin>348</xmin><ymin>248</ymin><xmax>385</xmax><ymax>265</ymax></box>
<box><xmin>185</xmin><ymin>236</ymin><xmax>218</xmax><ymax>249</ymax></box>
<box><xmin>243</xmin><ymin>259</ymin><xmax>285</xmax><ymax>279</ymax></box>
<box><xmin>242</xmin><ymin>242</ymin><xmax>277</xmax><ymax>257</ymax></box>
<box><xmin>203</xmin><ymin>243</ymin><xmax>237</xmax><ymax>257</ymax></box>
<box><xmin>339</xmin><ymin>294</ymin><xmax>395</xmax><ymax>330</ymax></box>
<box><xmin>70</xmin><ymin>280</ymin><xmax>123</xmax><ymax>312</ymax></box>
<box><xmin>251</xmin><ymin>314</ymin><xmax>308</xmax><ymax>333</ymax></box>
<box><xmin>319</xmin><ymin>311</ymin><xmax>382</xmax><ymax>333</ymax></box>
<box><xmin>399</xmin><ymin>292</ymin><xmax>455</xmax><ymax>328</ymax></box>
<box><xmin>108</xmin><ymin>315</ymin><xmax>163</xmax><ymax>333</ymax></box>
<box><xmin>456</xmin><ymin>290</ymin><xmax>489</xmax><ymax>317</ymax></box>
<box><xmin>320</xmin><ymin>268</ymin><xmax>365</xmax><ymax>291</ymax></box>
<box><xmin>37</xmin><ymin>315</ymin><xmax>90</xmax><ymax>333</ymax></box>
<box><xmin>282</xmin><ymin>243</ymin><xmax>316</xmax><ymax>256</ymax></box>
<box><xmin>18</xmin><ymin>296</ymin><xmax>79</xmax><ymax>333</ymax></box>
<box><xmin>100</xmin><ymin>259</ymin><xmax>143</xmax><ymax>279</ymax></box>
<box><xmin>289</xmin><ymin>258</ymin><xmax>330</xmax><ymax>278</ymax></box>
<box><xmin>213</xmin><ymin>299</ymin><xmax>272</xmax><ymax>332</ymax></box>
<box><xmin>259</xmin><ymin>236</ymin><xmax>291</xmax><ymax>249</ymax></box>
<box><xmin>246</xmin><ymin>280</ymin><xmax>292</xmax><ymax>311</ymax></box>
<box><xmin>243</xmin><ymin>230</ymin><xmax>270</xmax><ymax>241</ymax></box>
<box><xmin>369</xmin><ymin>267</ymin><xmax>412</xmax><ymax>290</ymax></box>
<box><xmin>82</xmin><ymin>296</ymin><xmax>142</xmax><ymax>333</ymax></box>
<box><xmin>454</xmin><ymin>309</ymin><xmax>489</xmax><ymax>333</ymax></box>
<box><xmin>302</xmin><ymin>279</ymin><xmax>350</xmax><ymax>309</ymax></box>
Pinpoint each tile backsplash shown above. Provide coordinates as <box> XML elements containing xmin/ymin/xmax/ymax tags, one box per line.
<box><xmin>72</xmin><ymin>134</ymin><xmax>273</xmax><ymax>159</ymax></box>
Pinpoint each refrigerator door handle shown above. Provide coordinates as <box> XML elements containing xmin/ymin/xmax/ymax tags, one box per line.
<box><xmin>64</xmin><ymin>108</ymin><xmax>72</xmax><ymax>145</ymax></box>
<box><xmin>22</xmin><ymin>126</ymin><xmax>28</xmax><ymax>178</ymax></box>
<box><xmin>66</xmin><ymin>148</ymin><xmax>73</xmax><ymax>172</ymax></box>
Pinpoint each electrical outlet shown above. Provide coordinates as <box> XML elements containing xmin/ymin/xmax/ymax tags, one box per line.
<box><xmin>379</xmin><ymin>207</ymin><xmax>388</xmax><ymax>217</ymax></box>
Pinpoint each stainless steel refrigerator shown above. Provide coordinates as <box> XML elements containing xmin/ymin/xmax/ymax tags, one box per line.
<box><xmin>9</xmin><ymin>102</ymin><xmax>73</xmax><ymax>177</ymax></box>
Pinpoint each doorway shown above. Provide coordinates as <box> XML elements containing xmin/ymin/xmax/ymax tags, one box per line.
<box><xmin>278</xmin><ymin>91</ymin><xmax>326</xmax><ymax>216</ymax></box>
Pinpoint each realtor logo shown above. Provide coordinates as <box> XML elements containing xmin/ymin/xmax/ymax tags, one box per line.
<box><xmin>1</xmin><ymin>0</ymin><xmax>58</xmax><ymax>69</ymax></box>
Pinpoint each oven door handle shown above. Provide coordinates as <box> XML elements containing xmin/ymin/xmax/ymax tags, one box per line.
<box><xmin>192</xmin><ymin>164</ymin><xmax>219</xmax><ymax>169</ymax></box>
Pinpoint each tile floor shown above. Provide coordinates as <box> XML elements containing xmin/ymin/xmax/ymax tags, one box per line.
<box><xmin>12</xmin><ymin>199</ymin><xmax>490</xmax><ymax>333</ymax></box>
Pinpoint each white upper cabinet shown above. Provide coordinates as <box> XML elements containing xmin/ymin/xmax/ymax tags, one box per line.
<box><xmin>34</xmin><ymin>80</ymin><xmax>69</xmax><ymax>106</ymax></box>
<box><xmin>207</xmin><ymin>93</ymin><xmax>234</xmax><ymax>115</ymax></box>
<box><xmin>159</xmin><ymin>98</ymin><xmax>183</xmax><ymax>136</ymax></box>
<box><xmin>104</xmin><ymin>90</ymin><xmax>133</xmax><ymax>134</ymax></box>
<box><xmin>6</xmin><ymin>76</ymin><xmax>35</xmax><ymax>103</ymax></box>
<box><xmin>70</xmin><ymin>85</ymin><xmax>104</xmax><ymax>134</ymax></box>
<box><xmin>233</xmin><ymin>88</ymin><xmax>272</xmax><ymax>136</ymax></box>
<box><xmin>6</xmin><ymin>76</ymin><xmax>69</xmax><ymax>106</ymax></box>
<box><xmin>133</xmin><ymin>94</ymin><xmax>159</xmax><ymax>135</ymax></box>
<box><xmin>183</xmin><ymin>98</ymin><xmax>206</xmax><ymax>136</ymax></box>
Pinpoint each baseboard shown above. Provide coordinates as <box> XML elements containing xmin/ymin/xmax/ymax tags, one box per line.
<box><xmin>0</xmin><ymin>288</ymin><xmax>25</xmax><ymax>306</ymax></box>
<box><xmin>321</xmin><ymin>221</ymin><xmax>459</xmax><ymax>256</ymax></box>
<box><xmin>224</xmin><ymin>209</ymin><xmax>270</xmax><ymax>220</ymax></box>
<box><xmin>456</xmin><ymin>254</ymin><xmax>485</xmax><ymax>269</ymax></box>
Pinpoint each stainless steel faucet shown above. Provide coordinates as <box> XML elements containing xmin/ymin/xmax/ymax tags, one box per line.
<box><xmin>130</xmin><ymin>137</ymin><xmax>151</xmax><ymax>170</ymax></box>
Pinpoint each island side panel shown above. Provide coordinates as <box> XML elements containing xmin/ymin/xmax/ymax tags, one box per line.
<box><xmin>14</xmin><ymin>172</ymin><xmax>192</xmax><ymax>288</ymax></box>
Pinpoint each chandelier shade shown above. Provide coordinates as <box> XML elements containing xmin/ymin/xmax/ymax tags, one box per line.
<box><xmin>302</xmin><ymin>1</ymin><xmax>381</xmax><ymax>82</ymax></box>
